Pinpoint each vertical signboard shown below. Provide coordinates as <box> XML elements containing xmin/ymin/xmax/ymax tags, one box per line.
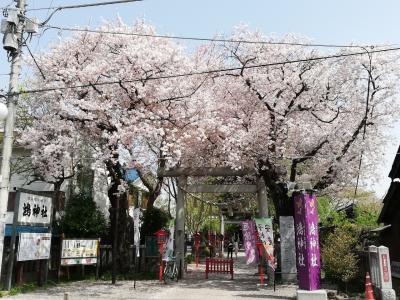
<box><xmin>279</xmin><ymin>216</ymin><xmax>297</xmax><ymax>282</ymax></box>
<box><xmin>377</xmin><ymin>246</ymin><xmax>393</xmax><ymax>289</ymax></box>
<box><xmin>254</xmin><ymin>217</ymin><xmax>275</xmax><ymax>269</ymax></box>
<box><xmin>293</xmin><ymin>192</ymin><xmax>321</xmax><ymax>291</ymax></box>
<box><xmin>240</xmin><ymin>220</ymin><xmax>258</xmax><ymax>264</ymax></box>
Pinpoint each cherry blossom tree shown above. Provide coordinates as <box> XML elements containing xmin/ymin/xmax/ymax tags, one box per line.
<box><xmin>20</xmin><ymin>20</ymin><xmax>400</xmax><ymax>273</ymax></box>
<box><xmin>20</xmin><ymin>19</ymin><xmax>203</xmax><ymax>273</ymax></box>
<box><xmin>173</xmin><ymin>27</ymin><xmax>400</xmax><ymax>216</ymax></box>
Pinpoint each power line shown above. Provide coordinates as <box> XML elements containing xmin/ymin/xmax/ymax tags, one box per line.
<box><xmin>11</xmin><ymin>46</ymin><xmax>400</xmax><ymax>96</ymax></box>
<box><xmin>42</xmin><ymin>24</ymin><xmax>391</xmax><ymax>49</ymax></box>
<box><xmin>26</xmin><ymin>0</ymin><xmax>142</xmax><ymax>11</ymax></box>
<box><xmin>27</xmin><ymin>0</ymin><xmax>142</xmax><ymax>26</ymax></box>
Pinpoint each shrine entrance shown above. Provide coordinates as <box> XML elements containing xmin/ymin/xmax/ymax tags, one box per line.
<box><xmin>158</xmin><ymin>167</ymin><xmax>269</xmax><ymax>280</ymax></box>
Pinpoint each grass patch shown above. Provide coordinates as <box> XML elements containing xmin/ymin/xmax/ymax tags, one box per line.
<box><xmin>0</xmin><ymin>280</ymin><xmax>58</xmax><ymax>297</ymax></box>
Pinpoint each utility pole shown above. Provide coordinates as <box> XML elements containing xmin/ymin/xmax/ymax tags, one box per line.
<box><xmin>0</xmin><ymin>0</ymin><xmax>26</xmax><ymax>284</ymax></box>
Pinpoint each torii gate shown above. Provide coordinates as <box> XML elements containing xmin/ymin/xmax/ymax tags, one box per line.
<box><xmin>158</xmin><ymin>167</ymin><xmax>269</xmax><ymax>279</ymax></box>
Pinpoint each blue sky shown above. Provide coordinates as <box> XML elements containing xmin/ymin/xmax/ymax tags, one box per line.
<box><xmin>0</xmin><ymin>0</ymin><xmax>399</xmax><ymax>196</ymax></box>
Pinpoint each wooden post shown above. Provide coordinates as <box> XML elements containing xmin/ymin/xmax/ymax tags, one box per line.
<box><xmin>176</xmin><ymin>175</ymin><xmax>187</xmax><ymax>279</ymax></box>
<box><xmin>66</xmin><ymin>266</ymin><xmax>70</xmax><ymax>281</ymax></box>
<box><xmin>111</xmin><ymin>196</ymin><xmax>119</xmax><ymax>284</ymax></box>
<box><xmin>205</xmin><ymin>257</ymin><xmax>209</xmax><ymax>279</ymax></box>
<box><xmin>37</xmin><ymin>260</ymin><xmax>43</xmax><ymax>286</ymax></box>
<box><xmin>220</xmin><ymin>214</ymin><xmax>225</xmax><ymax>255</ymax></box>
<box><xmin>230</xmin><ymin>259</ymin><xmax>234</xmax><ymax>280</ymax></box>
<box><xmin>95</xmin><ymin>239</ymin><xmax>100</xmax><ymax>280</ymax></box>
<box><xmin>15</xmin><ymin>262</ymin><xmax>23</xmax><ymax>286</ymax></box>
<box><xmin>58</xmin><ymin>234</ymin><xmax>64</xmax><ymax>282</ymax></box>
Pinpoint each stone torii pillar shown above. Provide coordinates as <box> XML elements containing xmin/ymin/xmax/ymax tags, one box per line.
<box><xmin>257</xmin><ymin>177</ymin><xmax>268</xmax><ymax>218</ymax></box>
<box><xmin>176</xmin><ymin>175</ymin><xmax>187</xmax><ymax>279</ymax></box>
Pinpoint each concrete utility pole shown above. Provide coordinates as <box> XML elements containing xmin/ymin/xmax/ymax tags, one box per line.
<box><xmin>0</xmin><ymin>0</ymin><xmax>26</xmax><ymax>282</ymax></box>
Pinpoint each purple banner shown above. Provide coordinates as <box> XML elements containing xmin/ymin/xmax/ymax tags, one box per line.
<box><xmin>293</xmin><ymin>193</ymin><xmax>321</xmax><ymax>291</ymax></box>
<box><xmin>240</xmin><ymin>220</ymin><xmax>258</xmax><ymax>264</ymax></box>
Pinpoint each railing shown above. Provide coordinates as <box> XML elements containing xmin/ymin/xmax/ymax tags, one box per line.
<box><xmin>205</xmin><ymin>258</ymin><xmax>233</xmax><ymax>280</ymax></box>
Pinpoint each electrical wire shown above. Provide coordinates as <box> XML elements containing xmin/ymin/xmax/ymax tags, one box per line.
<box><xmin>10</xmin><ymin>45</ymin><xmax>400</xmax><ymax>96</ymax></box>
<box><xmin>26</xmin><ymin>0</ymin><xmax>142</xmax><ymax>11</ymax></box>
<box><xmin>25</xmin><ymin>0</ymin><xmax>142</xmax><ymax>26</ymax></box>
<box><xmin>42</xmin><ymin>24</ymin><xmax>393</xmax><ymax>49</ymax></box>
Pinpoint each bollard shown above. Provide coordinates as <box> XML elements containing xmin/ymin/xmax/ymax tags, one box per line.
<box><xmin>64</xmin><ymin>292</ymin><xmax>69</xmax><ymax>300</ymax></box>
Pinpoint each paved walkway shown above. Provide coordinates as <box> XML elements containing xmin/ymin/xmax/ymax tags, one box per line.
<box><xmin>8</xmin><ymin>251</ymin><xmax>298</xmax><ymax>299</ymax></box>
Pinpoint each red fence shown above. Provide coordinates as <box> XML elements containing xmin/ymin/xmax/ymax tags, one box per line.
<box><xmin>205</xmin><ymin>258</ymin><xmax>234</xmax><ymax>280</ymax></box>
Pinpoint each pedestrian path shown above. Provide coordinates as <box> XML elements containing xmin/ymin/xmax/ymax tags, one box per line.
<box><xmin>8</xmin><ymin>251</ymin><xmax>297</xmax><ymax>299</ymax></box>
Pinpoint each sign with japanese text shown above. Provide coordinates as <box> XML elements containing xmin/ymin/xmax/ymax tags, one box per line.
<box><xmin>254</xmin><ymin>217</ymin><xmax>275</xmax><ymax>269</ymax></box>
<box><xmin>17</xmin><ymin>232</ymin><xmax>51</xmax><ymax>261</ymax></box>
<box><xmin>279</xmin><ymin>216</ymin><xmax>297</xmax><ymax>281</ymax></box>
<box><xmin>293</xmin><ymin>192</ymin><xmax>321</xmax><ymax>291</ymax></box>
<box><xmin>382</xmin><ymin>254</ymin><xmax>390</xmax><ymax>282</ymax></box>
<box><xmin>61</xmin><ymin>239</ymin><xmax>99</xmax><ymax>266</ymax></box>
<box><xmin>17</xmin><ymin>192</ymin><xmax>52</xmax><ymax>226</ymax></box>
<box><xmin>377</xmin><ymin>246</ymin><xmax>393</xmax><ymax>289</ymax></box>
<box><xmin>240</xmin><ymin>220</ymin><xmax>258</xmax><ymax>264</ymax></box>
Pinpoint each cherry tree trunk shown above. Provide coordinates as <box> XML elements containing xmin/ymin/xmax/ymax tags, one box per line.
<box><xmin>107</xmin><ymin>165</ymin><xmax>131</xmax><ymax>279</ymax></box>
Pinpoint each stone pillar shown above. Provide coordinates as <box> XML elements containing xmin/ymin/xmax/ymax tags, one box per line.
<box><xmin>377</xmin><ymin>246</ymin><xmax>396</xmax><ymax>300</ymax></box>
<box><xmin>279</xmin><ymin>216</ymin><xmax>297</xmax><ymax>282</ymax></box>
<box><xmin>176</xmin><ymin>175</ymin><xmax>187</xmax><ymax>279</ymax></box>
<box><xmin>257</xmin><ymin>177</ymin><xmax>268</xmax><ymax>218</ymax></box>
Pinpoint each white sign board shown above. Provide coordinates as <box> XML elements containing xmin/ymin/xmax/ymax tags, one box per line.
<box><xmin>17</xmin><ymin>192</ymin><xmax>52</xmax><ymax>225</ymax></box>
<box><xmin>17</xmin><ymin>232</ymin><xmax>51</xmax><ymax>261</ymax></box>
<box><xmin>61</xmin><ymin>239</ymin><xmax>98</xmax><ymax>266</ymax></box>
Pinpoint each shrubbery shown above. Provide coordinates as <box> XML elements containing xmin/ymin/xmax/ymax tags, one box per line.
<box><xmin>321</xmin><ymin>225</ymin><xmax>359</xmax><ymax>286</ymax></box>
<box><xmin>60</xmin><ymin>192</ymin><xmax>107</xmax><ymax>238</ymax></box>
<box><xmin>140</xmin><ymin>206</ymin><xmax>171</xmax><ymax>241</ymax></box>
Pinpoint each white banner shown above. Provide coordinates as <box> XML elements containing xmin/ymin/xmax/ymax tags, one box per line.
<box><xmin>163</xmin><ymin>225</ymin><xmax>174</xmax><ymax>261</ymax></box>
<box><xmin>133</xmin><ymin>208</ymin><xmax>141</xmax><ymax>257</ymax></box>
<box><xmin>17</xmin><ymin>232</ymin><xmax>51</xmax><ymax>261</ymax></box>
<box><xmin>17</xmin><ymin>192</ymin><xmax>52</xmax><ymax>225</ymax></box>
<box><xmin>61</xmin><ymin>239</ymin><xmax>98</xmax><ymax>259</ymax></box>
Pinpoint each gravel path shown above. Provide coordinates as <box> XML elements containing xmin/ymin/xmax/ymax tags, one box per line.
<box><xmin>7</xmin><ymin>252</ymin><xmax>297</xmax><ymax>300</ymax></box>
